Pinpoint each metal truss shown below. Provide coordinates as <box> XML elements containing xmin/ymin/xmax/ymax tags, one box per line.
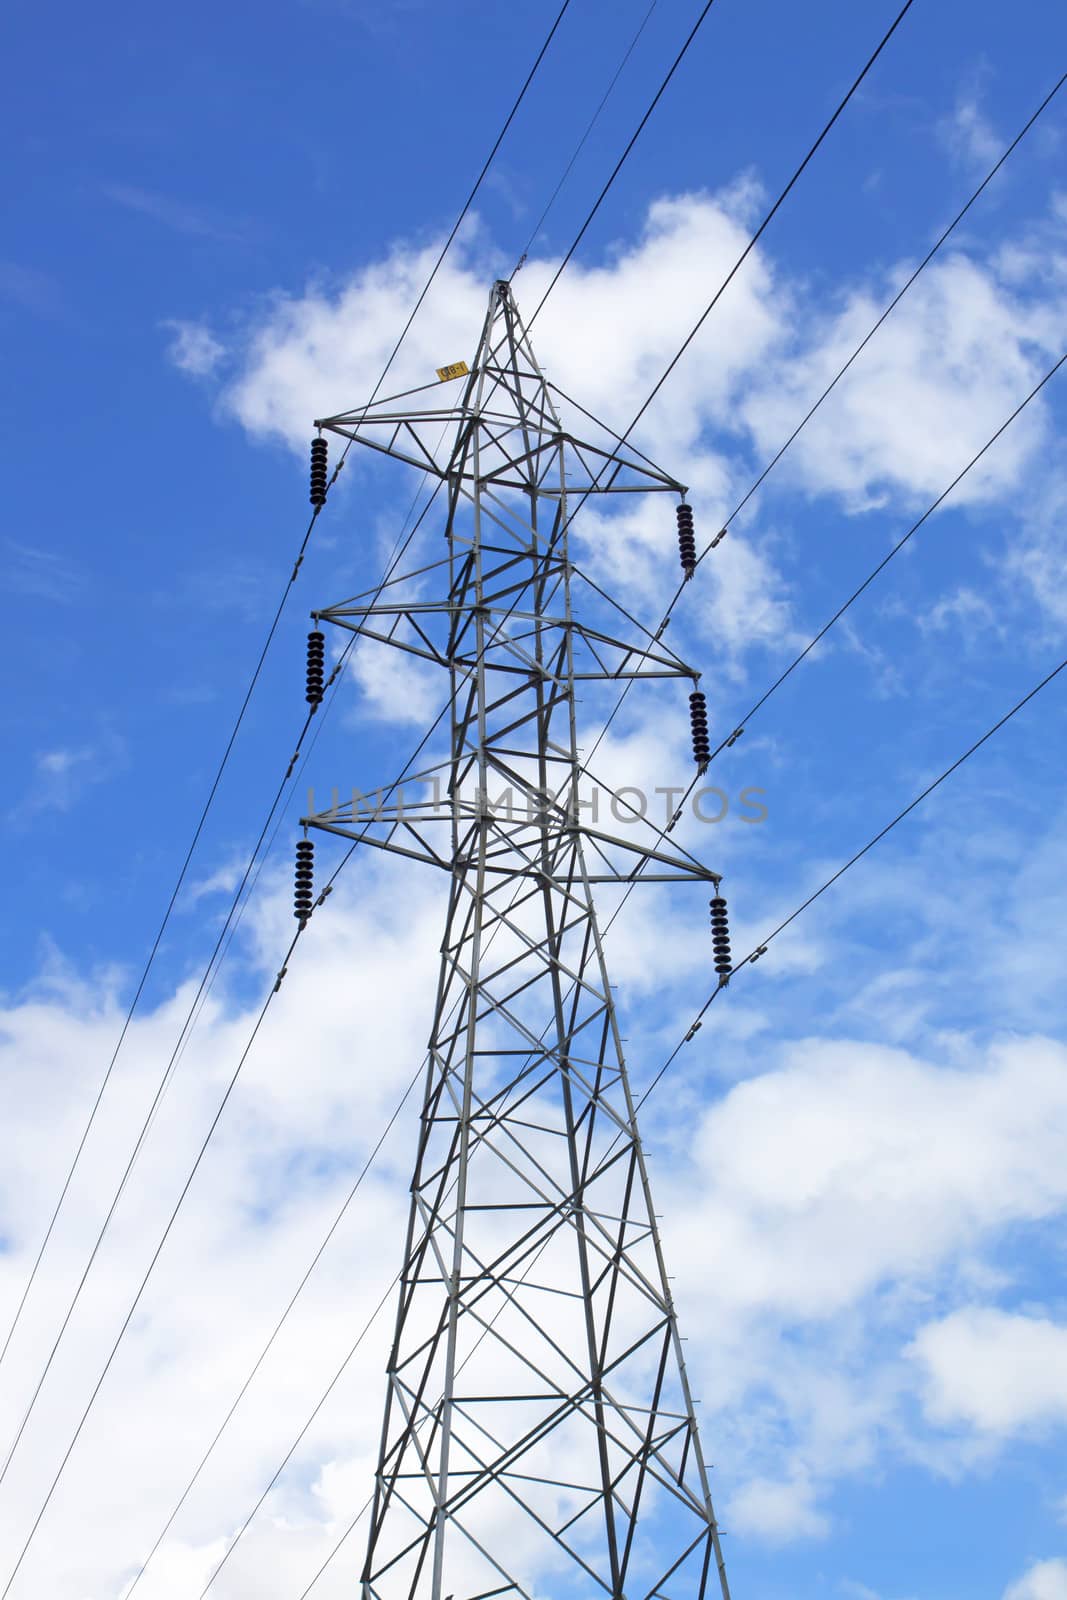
<box><xmin>306</xmin><ymin>282</ymin><xmax>731</xmax><ymax>1600</ymax></box>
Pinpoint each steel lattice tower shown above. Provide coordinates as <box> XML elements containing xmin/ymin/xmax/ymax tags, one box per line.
<box><xmin>304</xmin><ymin>282</ymin><xmax>731</xmax><ymax>1600</ymax></box>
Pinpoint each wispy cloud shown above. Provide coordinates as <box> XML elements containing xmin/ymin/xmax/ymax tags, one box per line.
<box><xmin>101</xmin><ymin>182</ymin><xmax>248</xmax><ymax>243</ymax></box>
<box><xmin>938</xmin><ymin>81</ymin><xmax>1002</xmax><ymax>171</ymax></box>
<box><xmin>0</xmin><ymin>260</ymin><xmax>65</xmax><ymax>319</ymax></box>
<box><xmin>1</xmin><ymin>538</ymin><xmax>83</xmax><ymax>604</ymax></box>
<box><xmin>13</xmin><ymin>734</ymin><xmax>127</xmax><ymax>821</ymax></box>
<box><xmin>163</xmin><ymin>318</ymin><xmax>225</xmax><ymax>377</ymax></box>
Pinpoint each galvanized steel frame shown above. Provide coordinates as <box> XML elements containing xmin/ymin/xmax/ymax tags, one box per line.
<box><xmin>305</xmin><ymin>282</ymin><xmax>731</xmax><ymax>1600</ymax></box>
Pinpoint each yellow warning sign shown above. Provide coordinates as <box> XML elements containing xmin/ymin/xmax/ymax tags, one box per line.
<box><xmin>436</xmin><ymin>360</ymin><xmax>469</xmax><ymax>383</ymax></box>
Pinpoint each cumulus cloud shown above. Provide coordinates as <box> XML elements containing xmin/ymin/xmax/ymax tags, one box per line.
<box><xmin>185</xmin><ymin>185</ymin><xmax>1067</xmax><ymax>527</ymax></box>
<box><xmin>167</xmin><ymin>183</ymin><xmax>1067</xmax><ymax>692</ymax></box>
<box><xmin>0</xmin><ymin>856</ymin><xmax>441</xmax><ymax>1600</ymax></box>
<box><xmin>739</xmin><ymin>251</ymin><xmax>1060</xmax><ymax>513</ymax></box>
<box><xmin>642</xmin><ymin>1033</ymin><xmax>1067</xmax><ymax>1533</ymax></box>
<box><xmin>1005</xmin><ymin>1559</ymin><xmax>1067</xmax><ymax>1600</ymax></box>
<box><xmin>672</xmin><ymin>1035</ymin><xmax>1067</xmax><ymax>1325</ymax></box>
<box><xmin>909</xmin><ymin>1307</ymin><xmax>1067</xmax><ymax>1434</ymax></box>
<box><xmin>726</xmin><ymin>1471</ymin><xmax>830</xmax><ymax>1542</ymax></box>
<box><xmin>6</xmin><ymin>821</ymin><xmax>1067</xmax><ymax>1592</ymax></box>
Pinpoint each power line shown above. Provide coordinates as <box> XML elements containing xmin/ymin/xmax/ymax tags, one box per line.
<box><xmin>544</xmin><ymin>60</ymin><xmax>1067</xmax><ymax>585</ymax></box>
<box><xmin>198</xmin><ymin>1274</ymin><xmax>400</xmax><ymax>1598</ymax></box>
<box><xmin>0</xmin><ymin>466</ymin><xmax>449</xmax><ymax>1497</ymax></box>
<box><xmin>643</xmin><ymin>643</ymin><xmax>1067</xmax><ymax>1097</ymax></box>
<box><xmin>524</xmin><ymin>0</ymin><xmax>925</xmax><ymax>772</ymax></box>
<box><xmin>511</xmin><ymin>0</ymin><xmax>659</xmax><ymax>275</ymax></box>
<box><xmin>0</xmin><ymin>702</ymin><xmax>451</xmax><ymax>1598</ymax></box>
<box><xmin>0</xmin><ymin>943</ymin><xmax>290</xmax><ymax>1600</ymax></box>
<box><xmin>584</xmin><ymin>338</ymin><xmax>1067</xmax><ymax>795</ymax></box>
<box><xmin>558</xmin><ymin>67</ymin><xmax>1067</xmax><ymax>776</ymax></box>
<box><xmin>0</xmin><ymin>498</ymin><xmax>590</xmax><ymax>1591</ymax></box>
<box><xmin>201</xmin><ymin>1120</ymin><xmax>563</xmax><ymax>1597</ymax></box>
<box><xmin>527</xmin><ymin>0</ymin><xmax>723</xmax><ymax>327</ymax></box>
<box><xmin>0</xmin><ymin>2</ymin><xmax>572</xmax><ymax>1393</ymax></box>
<box><xmin>705</xmin><ymin>66</ymin><xmax>1067</xmax><ymax>544</ymax></box>
<box><xmin>513</xmin><ymin>0</ymin><xmax>921</xmax><ymax>651</ymax></box>
<box><xmin>623</xmin><ymin>0</ymin><xmax>916</xmax><ymax>437</ymax></box>
<box><xmin>696</xmin><ymin>346</ymin><xmax>1066</xmax><ymax>768</ymax></box>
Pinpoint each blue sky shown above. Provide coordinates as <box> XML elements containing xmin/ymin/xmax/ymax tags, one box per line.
<box><xmin>2</xmin><ymin>2</ymin><xmax>1067</xmax><ymax>1598</ymax></box>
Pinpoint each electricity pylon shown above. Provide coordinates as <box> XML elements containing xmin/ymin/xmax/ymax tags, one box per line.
<box><xmin>304</xmin><ymin>282</ymin><xmax>731</xmax><ymax>1600</ymax></box>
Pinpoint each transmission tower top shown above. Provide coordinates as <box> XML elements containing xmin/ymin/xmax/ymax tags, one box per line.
<box><xmin>315</xmin><ymin>279</ymin><xmax>687</xmax><ymax>498</ymax></box>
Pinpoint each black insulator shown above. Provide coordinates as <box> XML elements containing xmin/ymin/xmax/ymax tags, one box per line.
<box><xmin>709</xmin><ymin>894</ymin><xmax>732</xmax><ymax>979</ymax></box>
<box><xmin>295</xmin><ymin>837</ymin><xmax>315</xmax><ymax>921</ymax></box>
<box><xmin>689</xmin><ymin>689</ymin><xmax>710</xmax><ymax>767</ymax></box>
<box><xmin>310</xmin><ymin>437</ymin><xmax>328</xmax><ymax>506</ymax></box>
<box><xmin>306</xmin><ymin>630</ymin><xmax>326</xmax><ymax>705</ymax></box>
<box><xmin>676</xmin><ymin>503</ymin><xmax>695</xmax><ymax>574</ymax></box>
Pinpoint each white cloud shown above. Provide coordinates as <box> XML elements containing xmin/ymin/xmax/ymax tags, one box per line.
<box><xmin>640</xmin><ymin>1032</ymin><xmax>1067</xmax><ymax>1537</ymax></box>
<box><xmin>6</xmin><ymin>829</ymin><xmax>1067</xmax><ymax>1589</ymax></box>
<box><xmin>345</xmin><ymin>634</ymin><xmax>442</xmax><ymax>727</ymax></box>
<box><xmin>909</xmin><ymin>1307</ymin><xmax>1067</xmax><ymax>1434</ymax></box>
<box><xmin>1005</xmin><ymin>1559</ymin><xmax>1067</xmax><ymax>1600</ymax></box>
<box><xmin>165</xmin><ymin>319</ymin><xmax>225</xmax><ymax>378</ymax></box>
<box><xmin>671</xmin><ymin>1035</ymin><xmax>1067</xmax><ymax>1325</ymax></box>
<box><xmin>740</xmin><ymin>252</ymin><xmax>1060</xmax><ymax>513</ymax></box>
<box><xmin>171</xmin><ymin>185</ymin><xmax>1067</xmax><ymax>695</ymax></box>
<box><xmin>197</xmin><ymin>186</ymin><xmax>1067</xmax><ymax>532</ymax></box>
<box><xmin>939</xmin><ymin>89</ymin><xmax>1002</xmax><ymax>171</ymax></box>
<box><xmin>15</xmin><ymin>735</ymin><xmax>127</xmax><ymax>818</ymax></box>
<box><xmin>726</xmin><ymin>1472</ymin><xmax>829</xmax><ymax>1542</ymax></box>
<box><xmin>0</xmin><ymin>857</ymin><xmax>440</xmax><ymax>1600</ymax></box>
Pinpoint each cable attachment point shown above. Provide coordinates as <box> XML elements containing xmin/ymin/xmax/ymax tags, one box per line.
<box><xmin>676</xmin><ymin>502</ymin><xmax>696</xmax><ymax>579</ymax></box>
<box><xmin>709</xmin><ymin>894</ymin><xmax>733</xmax><ymax>984</ymax></box>
<box><xmin>750</xmin><ymin>944</ymin><xmax>769</xmax><ymax>962</ymax></box>
<box><xmin>684</xmin><ymin>1020</ymin><xmax>703</xmax><ymax>1043</ymax></box>
<box><xmin>726</xmin><ymin>726</ymin><xmax>744</xmax><ymax>748</ymax></box>
<box><xmin>294</xmin><ymin>837</ymin><xmax>315</xmax><ymax>924</ymax></box>
<box><xmin>306</xmin><ymin>630</ymin><xmax>326</xmax><ymax>707</ymax></box>
<box><xmin>310</xmin><ymin>436</ymin><xmax>328</xmax><ymax>507</ymax></box>
<box><xmin>273</xmin><ymin>966</ymin><xmax>288</xmax><ymax>993</ymax></box>
<box><xmin>689</xmin><ymin>690</ymin><xmax>711</xmax><ymax>772</ymax></box>
<box><xmin>711</xmin><ymin>527</ymin><xmax>727</xmax><ymax>550</ymax></box>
